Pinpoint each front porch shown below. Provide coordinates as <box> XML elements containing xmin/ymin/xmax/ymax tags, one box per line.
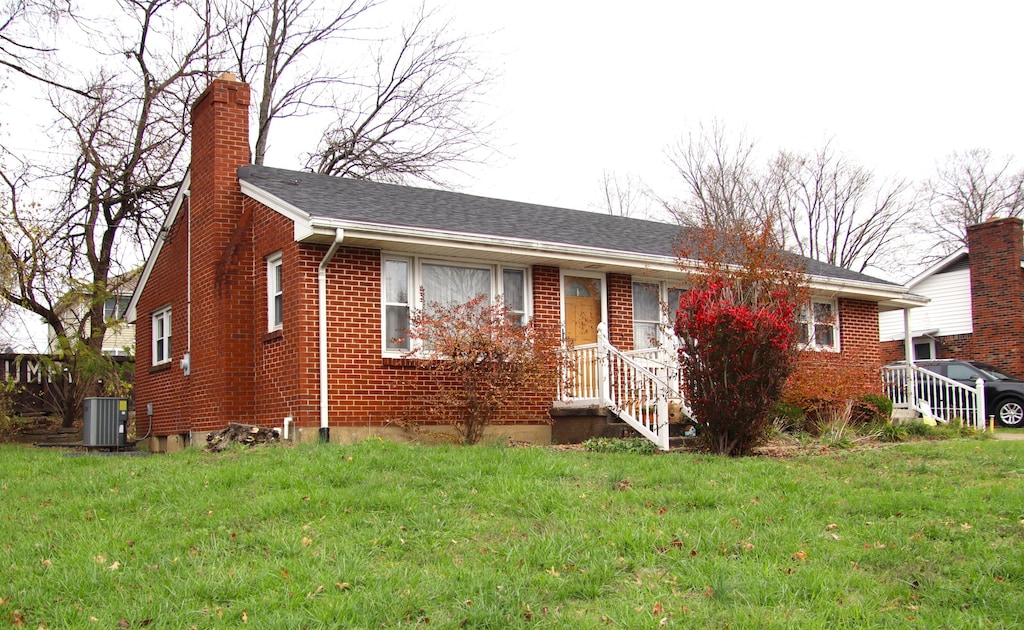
<box><xmin>554</xmin><ymin>323</ymin><xmax>691</xmax><ymax>450</ymax></box>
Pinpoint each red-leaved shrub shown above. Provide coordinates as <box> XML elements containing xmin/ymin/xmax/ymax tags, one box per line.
<box><xmin>407</xmin><ymin>295</ymin><xmax>564</xmax><ymax>445</ymax></box>
<box><xmin>675</xmin><ymin>223</ymin><xmax>806</xmax><ymax>455</ymax></box>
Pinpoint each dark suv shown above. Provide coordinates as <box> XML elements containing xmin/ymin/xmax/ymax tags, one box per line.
<box><xmin>892</xmin><ymin>359</ymin><xmax>1024</xmax><ymax>427</ymax></box>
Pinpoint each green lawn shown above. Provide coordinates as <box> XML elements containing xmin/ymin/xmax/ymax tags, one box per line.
<box><xmin>1</xmin><ymin>439</ymin><xmax>1022</xmax><ymax>628</ymax></box>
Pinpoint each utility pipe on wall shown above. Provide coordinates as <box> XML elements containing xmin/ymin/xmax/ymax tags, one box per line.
<box><xmin>318</xmin><ymin>229</ymin><xmax>345</xmax><ymax>443</ymax></box>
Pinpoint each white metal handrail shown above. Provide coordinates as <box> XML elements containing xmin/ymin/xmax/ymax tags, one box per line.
<box><xmin>558</xmin><ymin>324</ymin><xmax>681</xmax><ymax>450</ymax></box>
<box><xmin>882</xmin><ymin>363</ymin><xmax>985</xmax><ymax>429</ymax></box>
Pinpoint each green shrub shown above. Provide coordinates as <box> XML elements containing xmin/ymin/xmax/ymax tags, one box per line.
<box><xmin>582</xmin><ymin>437</ymin><xmax>657</xmax><ymax>455</ymax></box>
<box><xmin>852</xmin><ymin>393</ymin><xmax>893</xmax><ymax>425</ymax></box>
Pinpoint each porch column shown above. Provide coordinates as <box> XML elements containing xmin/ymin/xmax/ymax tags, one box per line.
<box><xmin>903</xmin><ymin>308</ymin><xmax>914</xmax><ymax>365</ymax></box>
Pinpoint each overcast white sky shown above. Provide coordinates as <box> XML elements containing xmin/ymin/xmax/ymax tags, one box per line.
<box><xmin>4</xmin><ymin>0</ymin><xmax>1024</xmax><ymax>350</ymax></box>
<box><xmin>311</xmin><ymin>0</ymin><xmax>1023</xmax><ymax>217</ymax></box>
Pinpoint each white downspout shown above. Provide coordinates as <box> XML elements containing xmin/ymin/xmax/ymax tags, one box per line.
<box><xmin>318</xmin><ymin>229</ymin><xmax>345</xmax><ymax>442</ymax></box>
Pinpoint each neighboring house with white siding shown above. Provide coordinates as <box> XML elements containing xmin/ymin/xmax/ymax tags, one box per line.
<box><xmin>878</xmin><ymin>249</ymin><xmax>972</xmax><ymax>360</ymax></box>
<box><xmin>879</xmin><ymin>217</ymin><xmax>1024</xmax><ymax>377</ymax></box>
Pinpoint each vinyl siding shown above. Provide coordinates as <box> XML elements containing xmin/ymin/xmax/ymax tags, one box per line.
<box><xmin>878</xmin><ymin>267</ymin><xmax>972</xmax><ymax>341</ymax></box>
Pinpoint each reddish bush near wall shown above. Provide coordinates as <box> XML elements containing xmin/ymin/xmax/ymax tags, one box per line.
<box><xmin>407</xmin><ymin>295</ymin><xmax>564</xmax><ymax>445</ymax></box>
<box><xmin>782</xmin><ymin>351</ymin><xmax>882</xmax><ymax>432</ymax></box>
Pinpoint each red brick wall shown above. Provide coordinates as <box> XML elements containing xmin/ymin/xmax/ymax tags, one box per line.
<box><xmin>880</xmin><ymin>333</ymin><xmax>974</xmax><ymax>366</ymax></box>
<box><xmin>135</xmin><ymin>76</ymin><xmax>259</xmax><ymax>436</ymax></box>
<box><xmin>250</xmin><ymin>199</ymin><xmax>319</xmax><ymax>428</ymax></box>
<box><xmin>835</xmin><ymin>298</ymin><xmax>882</xmax><ymax>393</ymax></box>
<box><xmin>303</xmin><ymin>249</ymin><xmax>556</xmax><ymax>428</ymax></box>
<box><xmin>607</xmin><ymin>273</ymin><xmax>634</xmax><ymax>350</ymax></box>
<box><xmin>134</xmin><ymin>199</ymin><xmax>192</xmax><ymax>437</ymax></box>
<box><xmin>788</xmin><ymin>298</ymin><xmax>883</xmax><ymax>397</ymax></box>
<box><xmin>967</xmin><ymin>218</ymin><xmax>1024</xmax><ymax>375</ymax></box>
<box><xmin>187</xmin><ymin>76</ymin><xmax>256</xmax><ymax>432</ymax></box>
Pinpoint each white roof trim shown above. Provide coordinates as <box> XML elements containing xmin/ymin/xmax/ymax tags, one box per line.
<box><xmin>239</xmin><ymin>179</ymin><xmax>310</xmax><ymax>224</ymax></box>
<box><xmin>905</xmin><ymin>248</ymin><xmax>967</xmax><ymax>289</ymax></box>
<box><xmin>303</xmin><ymin>216</ymin><xmax>927</xmax><ymax>307</ymax></box>
<box><xmin>125</xmin><ymin>170</ymin><xmax>190</xmax><ymax>323</ymax></box>
<box><xmin>129</xmin><ymin>171</ymin><xmax>927</xmax><ymax>318</ymax></box>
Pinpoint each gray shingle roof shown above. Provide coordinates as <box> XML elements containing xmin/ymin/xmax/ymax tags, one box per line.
<box><xmin>238</xmin><ymin>165</ymin><xmax>897</xmax><ymax>286</ymax></box>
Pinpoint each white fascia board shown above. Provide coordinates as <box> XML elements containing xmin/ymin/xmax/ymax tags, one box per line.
<box><xmin>247</xmin><ymin>187</ymin><xmax>922</xmax><ymax>306</ymax></box>
<box><xmin>312</xmin><ymin>218</ymin><xmax>683</xmax><ymax>273</ymax></box>
<box><xmin>125</xmin><ymin>170</ymin><xmax>191</xmax><ymax>323</ymax></box>
<box><xmin>805</xmin><ymin>275</ymin><xmax>929</xmax><ymax>310</ymax></box>
<box><xmin>239</xmin><ymin>179</ymin><xmax>311</xmax><ymax>224</ymax></box>
<box><xmin>905</xmin><ymin>248</ymin><xmax>967</xmax><ymax>288</ymax></box>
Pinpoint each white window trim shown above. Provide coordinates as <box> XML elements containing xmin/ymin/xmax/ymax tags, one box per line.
<box><xmin>798</xmin><ymin>298</ymin><xmax>841</xmax><ymax>352</ymax></box>
<box><xmin>912</xmin><ymin>336</ymin><xmax>935</xmax><ymax>361</ymax></box>
<box><xmin>152</xmin><ymin>305</ymin><xmax>172</xmax><ymax>366</ymax></box>
<box><xmin>267</xmin><ymin>252</ymin><xmax>283</xmax><ymax>331</ymax></box>
<box><xmin>628</xmin><ymin>280</ymin><xmax>687</xmax><ymax>351</ymax></box>
<box><xmin>380</xmin><ymin>253</ymin><xmax>532</xmax><ymax>356</ymax></box>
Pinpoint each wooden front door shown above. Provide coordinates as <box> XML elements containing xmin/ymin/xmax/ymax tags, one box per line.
<box><xmin>564</xmin><ymin>276</ymin><xmax>603</xmax><ymax>345</ymax></box>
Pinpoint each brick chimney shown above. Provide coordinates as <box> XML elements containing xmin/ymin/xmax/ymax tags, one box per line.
<box><xmin>187</xmin><ymin>73</ymin><xmax>256</xmax><ymax>431</ymax></box>
<box><xmin>966</xmin><ymin>217</ymin><xmax>1024</xmax><ymax>375</ymax></box>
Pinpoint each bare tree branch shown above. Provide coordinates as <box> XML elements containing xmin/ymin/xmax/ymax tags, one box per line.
<box><xmin>661</xmin><ymin>124</ymin><xmax>915</xmax><ymax>275</ymax></box>
<box><xmin>592</xmin><ymin>170</ymin><xmax>656</xmax><ymax>219</ymax></box>
<box><xmin>304</xmin><ymin>4</ymin><xmax>493</xmax><ymax>186</ymax></box>
<box><xmin>220</xmin><ymin>0</ymin><xmax>380</xmax><ymax>165</ymax></box>
<box><xmin>922</xmin><ymin>148</ymin><xmax>1024</xmax><ymax>251</ymax></box>
<box><xmin>774</xmin><ymin>142</ymin><xmax>916</xmax><ymax>274</ymax></box>
<box><xmin>0</xmin><ymin>0</ymin><xmax>94</xmax><ymax>97</ymax></box>
<box><xmin>0</xmin><ymin>0</ymin><xmax>220</xmax><ymax>424</ymax></box>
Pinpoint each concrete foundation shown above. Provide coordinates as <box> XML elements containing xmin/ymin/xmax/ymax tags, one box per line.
<box><xmin>145</xmin><ymin>424</ymin><xmax>552</xmax><ymax>452</ymax></box>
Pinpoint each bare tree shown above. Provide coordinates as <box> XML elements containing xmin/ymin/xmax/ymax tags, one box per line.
<box><xmin>0</xmin><ymin>0</ymin><xmax>94</xmax><ymax>96</ymax></box>
<box><xmin>221</xmin><ymin>0</ymin><xmax>380</xmax><ymax>165</ymax></box>
<box><xmin>0</xmin><ymin>0</ymin><xmax>218</xmax><ymax>425</ymax></box>
<box><xmin>923</xmin><ymin>148</ymin><xmax>1024</xmax><ymax>249</ymax></box>
<box><xmin>662</xmin><ymin>121</ymin><xmax>778</xmax><ymax>235</ymax></box>
<box><xmin>662</xmin><ymin>124</ymin><xmax>916</xmax><ymax>275</ymax></box>
<box><xmin>593</xmin><ymin>170</ymin><xmax>653</xmax><ymax>218</ymax></box>
<box><xmin>305</xmin><ymin>5</ymin><xmax>492</xmax><ymax>186</ymax></box>
<box><xmin>774</xmin><ymin>143</ymin><xmax>915</xmax><ymax>274</ymax></box>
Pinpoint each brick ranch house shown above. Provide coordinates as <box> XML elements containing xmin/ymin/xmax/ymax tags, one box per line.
<box><xmin>880</xmin><ymin>216</ymin><xmax>1024</xmax><ymax>376</ymax></box>
<box><xmin>127</xmin><ymin>74</ymin><xmax>925</xmax><ymax>453</ymax></box>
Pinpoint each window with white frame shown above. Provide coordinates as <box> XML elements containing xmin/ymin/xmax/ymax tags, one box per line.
<box><xmin>267</xmin><ymin>252</ymin><xmax>283</xmax><ymax>331</ymax></box>
<box><xmin>797</xmin><ymin>299</ymin><xmax>839</xmax><ymax>351</ymax></box>
<box><xmin>104</xmin><ymin>296</ymin><xmax>131</xmax><ymax>320</ymax></box>
<box><xmin>382</xmin><ymin>256</ymin><xmax>529</xmax><ymax>353</ymax></box>
<box><xmin>630</xmin><ymin>283</ymin><xmax>687</xmax><ymax>350</ymax></box>
<box><xmin>384</xmin><ymin>258</ymin><xmax>411</xmax><ymax>351</ymax></box>
<box><xmin>502</xmin><ymin>268</ymin><xmax>526</xmax><ymax>325</ymax></box>
<box><xmin>632</xmin><ymin>282</ymin><xmax>661</xmax><ymax>350</ymax></box>
<box><xmin>152</xmin><ymin>305</ymin><xmax>172</xmax><ymax>365</ymax></box>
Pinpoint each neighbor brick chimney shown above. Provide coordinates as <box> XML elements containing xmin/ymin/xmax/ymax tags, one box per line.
<box><xmin>966</xmin><ymin>217</ymin><xmax>1024</xmax><ymax>375</ymax></box>
<box><xmin>187</xmin><ymin>73</ymin><xmax>256</xmax><ymax>431</ymax></box>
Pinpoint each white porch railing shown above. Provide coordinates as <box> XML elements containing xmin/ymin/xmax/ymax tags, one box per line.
<box><xmin>558</xmin><ymin>323</ymin><xmax>685</xmax><ymax>450</ymax></box>
<box><xmin>882</xmin><ymin>363</ymin><xmax>986</xmax><ymax>429</ymax></box>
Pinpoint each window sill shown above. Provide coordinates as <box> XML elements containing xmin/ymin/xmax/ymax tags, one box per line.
<box><xmin>381</xmin><ymin>356</ymin><xmax>429</xmax><ymax>368</ymax></box>
<box><xmin>263</xmin><ymin>329</ymin><xmax>284</xmax><ymax>343</ymax></box>
<box><xmin>798</xmin><ymin>345</ymin><xmax>841</xmax><ymax>353</ymax></box>
<box><xmin>149</xmin><ymin>361</ymin><xmax>172</xmax><ymax>374</ymax></box>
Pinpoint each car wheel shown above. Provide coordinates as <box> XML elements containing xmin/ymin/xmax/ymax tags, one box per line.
<box><xmin>995</xmin><ymin>399</ymin><xmax>1024</xmax><ymax>427</ymax></box>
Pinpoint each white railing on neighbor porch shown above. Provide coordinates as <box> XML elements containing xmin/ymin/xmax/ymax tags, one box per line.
<box><xmin>558</xmin><ymin>323</ymin><xmax>681</xmax><ymax>450</ymax></box>
<box><xmin>882</xmin><ymin>363</ymin><xmax>986</xmax><ymax>429</ymax></box>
